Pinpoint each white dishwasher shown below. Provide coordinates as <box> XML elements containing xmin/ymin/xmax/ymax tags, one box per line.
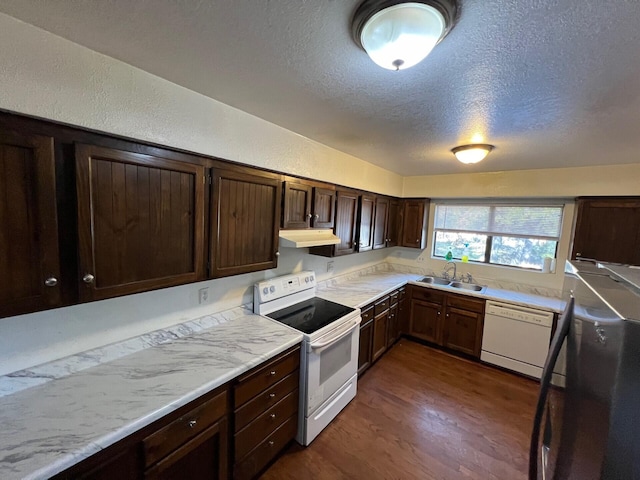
<box><xmin>481</xmin><ymin>301</ymin><xmax>554</xmax><ymax>379</ymax></box>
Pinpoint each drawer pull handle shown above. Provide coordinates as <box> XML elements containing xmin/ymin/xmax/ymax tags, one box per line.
<box><xmin>188</xmin><ymin>420</ymin><xmax>197</xmax><ymax>428</ymax></box>
<box><xmin>269</xmin><ymin>370</ymin><xmax>276</xmax><ymax>376</ymax></box>
<box><xmin>268</xmin><ymin>440</ymin><xmax>275</xmax><ymax>447</ymax></box>
<box><xmin>270</xmin><ymin>413</ymin><xmax>276</xmax><ymax>419</ymax></box>
<box><xmin>269</xmin><ymin>393</ymin><xmax>276</xmax><ymax>398</ymax></box>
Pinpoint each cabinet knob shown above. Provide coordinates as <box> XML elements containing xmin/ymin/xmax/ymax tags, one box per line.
<box><xmin>576</xmin><ymin>252</ymin><xmax>582</xmax><ymax>257</ymax></box>
<box><xmin>446</xmin><ymin>313</ymin><xmax>450</xmax><ymax>318</ymax></box>
<box><xmin>270</xmin><ymin>413</ymin><xmax>276</xmax><ymax>419</ymax></box>
<box><xmin>437</xmin><ymin>311</ymin><xmax>441</xmax><ymax>316</ymax></box>
<box><xmin>416</xmin><ymin>238</ymin><xmax>420</xmax><ymax>243</ymax></box>
<box><xmin>269</xmin><ymin>393</ymin><xmax>276</xmax><ymax>398</ymax></box>
<box><xmin>82</xmin><ymin>273</ymin><xmax>95</xmax><ymax>284</ymax></box>
<box><xmin>269</xmin><ymin>370</ymin><xmax>276</xmax><ymax>376</ymax></box>
<box><xmin>307</xmin><ymin>213</ymin><xmax>313</xmax><ymax>219</ymax></box>
<box><xmin>188</xmin><ymin>420</ymin><xmax>197</xmax><ymax>428</ymax></box>
<box><xmin>44</xmin><ymin>277</ymin><xmax>58</xmax><ymax>287</ymax></box>
<box><xmin>275</xmin><ymin>251</ymin><xmax>280</xmax><ymax>257</ymax></box>
<box><xmin>314</xmin><ymin>214</ymin><xmax>319</xmax><ymax>219</ymax></box>
<box><xmin>268</xmin><ymin>440</ymin><xmax>275</xmax><ymax>447</ymax></box>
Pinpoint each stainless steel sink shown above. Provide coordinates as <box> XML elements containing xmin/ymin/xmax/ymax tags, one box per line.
<box><xmin>449</xmin><ymin>281</ymin><xmax>484</xmax><ymax>292</ymax></box>
<box><xmin>418</xmin><ymin>276</ymin><xmax>451</xmax><ymax>286</ymax></box>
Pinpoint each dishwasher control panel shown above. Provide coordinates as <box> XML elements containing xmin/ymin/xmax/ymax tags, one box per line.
<box><xmin>485</xmin><ymin>301</ymin><xmax>554</xmax><ymax>327</ymax></box>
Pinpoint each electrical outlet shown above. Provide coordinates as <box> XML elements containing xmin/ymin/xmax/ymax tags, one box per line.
<box><xmin>417</xmin><ymin>256</ymin><xmax>425</xmax><ymax>263</ymax></box>
<box><xmin>198</xmin><ymin>287</ymin><xmax>210</xmax><ymax>304</ymax></box>
<box><xmin>327</xmin><ymin>261</ymin><xmax>334</xmax><ymax>273</ymax></box>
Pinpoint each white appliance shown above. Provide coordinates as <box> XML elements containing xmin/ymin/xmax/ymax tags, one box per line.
<box><xmin>481</xmin><ymin>300</ymin><xmax>554</xmax><ymax>378</ymax></box>
<box><xmin>254</xmin><ymin>271</ymin><xmax>361</xmax><ymax>445</ymax></box>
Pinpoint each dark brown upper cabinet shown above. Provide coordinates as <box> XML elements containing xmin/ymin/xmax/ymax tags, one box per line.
<box><xmin>0</xmin><ymin>132</ymin><xmax>61</xmax><ymax>318</ymax></box>
<box><xmin>357</xmin><ymin>194</ymin><xmax>376</xmax><ymax>252</ymax></box>
<box><xmin>401</xmin><ymin>199</ymin><xmax>430</xmax><ymax>249</ymax></box>
<box><xmin>76</xmin><ymin>144</ymin><xmax>206</xmax><ymax>301</ymax></box>
<box><xmin>312</xmin><ymin>187</ymin><xmax>336</xmax><ymax>229</ymax></box>
<box><xmin>282</xmin><ymin>181</ymin><xmax>335</xmax><ymax>230</ymax></box>
<box><xmin>572</xmin><ymin>197</ymin><xmax>640</xmax><ymax>265</ymax></box>
<box><xmin>372</xmin><ymin>196</ymin><xmax>390</xmax><ymax>250</ymax></box>
<box><xmin>386</xmin><ymin>198</ymin><xmax>403</xmax><ymax>248</ymax></box>
<box><xmin>210</xmin><ymin>168</ymin><xmax>282</xmax><ymax>278</ymax></box>
<box><xmin>334</xmin><ymin>190</ymin><xmax>359</xmax><ymax>256</ymax></box>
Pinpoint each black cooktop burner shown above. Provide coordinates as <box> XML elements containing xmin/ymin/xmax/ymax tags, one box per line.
<box><xmin>267</xmin><ymin>297</ymin><xmax>355</xmax><ymax>334</ymax></box>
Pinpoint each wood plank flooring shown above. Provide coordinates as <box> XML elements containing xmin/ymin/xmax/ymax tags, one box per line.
<box><xmin>261</xmin><ymin>339</ymin><xmax>539</xmax><ymax>480</ymax></box>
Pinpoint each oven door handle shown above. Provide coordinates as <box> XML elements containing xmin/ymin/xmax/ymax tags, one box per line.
<box><xmin>310</xmin><ymin>320</ymin><xmax>359</xmax><ymax>352</ymax></box>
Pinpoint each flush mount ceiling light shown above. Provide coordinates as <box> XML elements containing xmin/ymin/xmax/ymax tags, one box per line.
<box><xmin>352</xmin><ymin>0</ymin><xmax>458</xmax><ymax>71</ymax></box>
<box><xmin>451</xmin><ymin>144</ymin><xmax>494</xmax><ymax>164</ymax></box>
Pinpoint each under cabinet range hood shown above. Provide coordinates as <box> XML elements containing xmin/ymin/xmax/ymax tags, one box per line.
<box><xmin>279</xmin><ymin>229</ymin><xmax>341</xmax><ymax>248</ymax></box>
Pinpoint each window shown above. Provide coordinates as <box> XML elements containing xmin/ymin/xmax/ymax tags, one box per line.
<box><xmin>433</xmin><ymin>204</ymin><xmax>564</xmax><ymax>270</ymax></box>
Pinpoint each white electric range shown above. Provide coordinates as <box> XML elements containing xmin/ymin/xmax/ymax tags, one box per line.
<box><xmin>254</xmin><ymin>271</ymin><xmax>361</xmax><ymax>445</ymax></box>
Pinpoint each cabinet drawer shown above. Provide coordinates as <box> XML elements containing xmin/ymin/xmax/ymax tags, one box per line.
<box><xmin>411</xmin><ymin>287</ymin><xmax>445</xmax><ymax>305</ymax></box>
<box><xmin>143</xmin><ymin>389</ymin><xmax>227</xmax><ymax>468</ymax></box>
<box><xmin>374</xmin><ymin>296</ymin><xmax>390</xmax><ymax>316</ymax></box>
<box><xmin>447</xmin><ymin>294</ymin><xmax>485</xmax><ymax>314</ymax></box>
<box><xmin>234</xmin><ymin>346</ymin><xmax>300</xmax><ymax>408</ymax></box>
<box><xmin>234</xmin><ymin>389</ymin><xmax>298</xmax><ymax>460</ymax></box>
<box><xmin>361</xmin><ymin>305</ymin><xmax>374</xmax><ymax>323</ymax></box>
<box><xmin>235</xmin><ymin>371</ymin><xmax>299</xmax><ymax>431</ymax></box>
<box><xmin>399</xmin><ymin>287</ymin><xmax>406</xmax><ymax>301</ymax></box>
<box><xmin>234</xmin><ymin>414</ymin><xmax>297</xmax><ymax>480</ymax></box>
<box><xmin>389</xmin><ymin>290</ymin><xmax>399</xmax><ymax>306</ymax></box>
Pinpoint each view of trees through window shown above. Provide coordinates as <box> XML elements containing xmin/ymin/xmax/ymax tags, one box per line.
<box><xmin>433</xmin><ymin>204</ymin><xmax>563</xmax><ymax>270</ymax></box>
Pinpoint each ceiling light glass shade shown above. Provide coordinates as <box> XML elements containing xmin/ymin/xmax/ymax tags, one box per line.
<box><xmin>451</xmin><ymin>144</ymin><xmax>494</xmax><ymax>164</ymax></box>
<box><xmin>360</xmin><ymin>3</ymin><xmax>445</xmax><ymax>70</ymax></box>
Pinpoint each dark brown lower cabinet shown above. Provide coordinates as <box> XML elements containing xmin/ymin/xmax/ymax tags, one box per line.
<box><xmin>358</xmin><ymin>317</ymin><xmax>374</xmax><ymax>376</ymax></box>
<box><xmin>408</xmin><ymin>286</ymin><xmax>485</xmax><ymax>359</ymax></box>
<box><xmin>398</xmin><ymin>296</ymin><xmax>409</xmax><ymax>335</ymax></box>
<box><xmin>386</xmin><ymin>304</ymin><xmax>399</xmax><ymax>348</ymax></box>
<box><xmin>233</xmin><ymin>346</ymin><xmax>300</xmax><ymax>480</ymax></box>
<box><xmin>372</xmin><ymin>310</ymin><xmax>388</xmax><ymax>362</ymax></box>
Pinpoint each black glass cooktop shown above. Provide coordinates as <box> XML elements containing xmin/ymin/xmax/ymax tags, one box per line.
<box><xmin>267</xmin><ymin>297</ymin><xmax>355</xmax><ymax>334</ymax></box>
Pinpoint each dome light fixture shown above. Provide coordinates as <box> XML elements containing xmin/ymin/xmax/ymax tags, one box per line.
<box><xmin>352</xmin><ymin>0</ymin><xmax>458</xmax><ymax>71</ymax></box>
<box><xmin>451</xmin><ymin>144</ymin><xmax>495</xmax><ymax>164</ymax></box>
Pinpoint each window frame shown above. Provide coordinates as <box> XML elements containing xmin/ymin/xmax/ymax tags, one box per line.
<box><xmin>431</xmin><ymin>202</ymin><xmax>565</xmax><ymax>271</ymax></box>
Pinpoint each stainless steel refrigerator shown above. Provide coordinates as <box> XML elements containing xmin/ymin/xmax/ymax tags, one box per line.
<box><xmin>530</xmin><ymin>259</ymin><xmax>640</xmax><ymax>480</ymax></box>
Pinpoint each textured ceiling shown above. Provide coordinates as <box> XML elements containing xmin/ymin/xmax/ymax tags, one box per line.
<box><xmin>1</xmin><ymin>0</ymin><xmax>640</xmax><ymax>175</ymax></box>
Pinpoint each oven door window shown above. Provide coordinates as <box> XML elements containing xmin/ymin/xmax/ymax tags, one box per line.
<box><xmin>306</xmin><ymin>319</ymin><xmax>359</xmax><ymax>414</ymax></box>
<box><xmin>319</xmin><ymin>332</ymin><xmax>352</xmax><ymax>385</ymax></box>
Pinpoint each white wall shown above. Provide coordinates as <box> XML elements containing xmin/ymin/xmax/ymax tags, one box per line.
<box><xmin>0</xmin><ymin>248</ymin><xmax>390</xmax><ymax>376</ymax></box>
<box><xmin>0</xmin><ymin>13</ymin><xmax>403</xmax><ymax>197</ymax></box>
<box><xmin>403</xmin><ymin>163</ymin><xmax>640</xmax><ymax>198</ymax></box>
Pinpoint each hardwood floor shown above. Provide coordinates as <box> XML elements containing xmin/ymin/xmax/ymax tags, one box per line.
<box><xmin>261</xmin><ymin>339</ymin><xmax>539</xmax><ymax>480</ymax></box>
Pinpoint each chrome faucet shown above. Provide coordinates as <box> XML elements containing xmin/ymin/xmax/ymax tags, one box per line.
<box><xmin>442</xmin><ymin>262</ymin><xmax>457</xmax><ymax>281</ymax></box>
<box><xmin>462</xmin><ymin>272</ymin><xmax>473</xmax><ymax>284</ymax></box>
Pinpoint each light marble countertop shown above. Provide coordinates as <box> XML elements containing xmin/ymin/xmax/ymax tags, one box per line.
<box><xmin>317</xmin><ymin>270</ymin><xmax>565</xmax><ymax>313</ymax></box>
<box><xmin>0</xmin><ymin>313</ymin><xmax>302</xmax><ymax>480</ymax></box>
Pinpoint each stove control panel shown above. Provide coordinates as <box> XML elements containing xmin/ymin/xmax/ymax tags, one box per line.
<box><xmin>254</xmin><ymin>271</ymin><xmax>316</xmax><ymax>304</ymax></box>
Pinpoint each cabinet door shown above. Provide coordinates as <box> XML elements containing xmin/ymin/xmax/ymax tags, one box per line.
<box><xmin>210</xmin><ymin>169</ymin><xmax>282</xmax><ymax>277</ymax></box>
<box><xmin>76</xmin><ymin>144</ymin><xmax>205</xmax><ymax>301</ymax></box>
<box><xmin>372</xmin><ymin>311</ymin><xmax>388</xmax><ymax>362</ymax></box>
<box><xmin>334</xmin><ymin>190</ymin><xmax>359</xmax><ymax>256</ymax></box>
<box><xmin>0</xmin><ymin>132</ymin><xmax>61</xmax><ymax>317</ymax></box>
<box><xmin>358</xmin><ymin>319</ymin><xmax>374</xmax><ymax>376</ymax></box>
<box><xmin>372</xmin><ymin>197</ymin><xmax>389</xmax><ymax>250</ymax></box>
<box><xmin>410</xmin><ymin>299</ymin><xmax>442</xmax><ymax>344</ymax></box>
<box><xmin>443</xmin><ymin>307</ymin><xmax>483</xmax><ymax>357</ymax></box>
<box><xmin>145</xmin><ymin>417</ymin><xmax>228</xmax><ymax>480</ymax></box>
<box><xmin>386</xmin><ymin>198</ymin><xmax>402</xmax><ymax>248</ymax></box>
<box><xmin>398</xmin><ymin>297</ymin><xmax>409</xmax><ymax>336</ymax></box>
<box><xmin>401</xmin><ymin>199</ymin><xmax>429</xmax><ymax>249</ymax></box>
<box><xmin>312</xmin><ymin>187</ymin><xmax>335</xmax><ymax>228</ymax></box>
<box><xmin>282</xmin><ymin>181</ymin><xmax>312</xmax><ymax>229</ymax></box>
<box><xmin>572</xmin><ymin>197</ymin><xmax>640</xmax><ymax>265</ymax></box>
<box><xmin>357</xmin><ymin>194</ymin><xmax>376</xmax><ymax>252</ymax></box>
<box><xmin>386</xmin><ymin>305</ymin><xmax>399</xmax><ymax>348</ymax></box>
